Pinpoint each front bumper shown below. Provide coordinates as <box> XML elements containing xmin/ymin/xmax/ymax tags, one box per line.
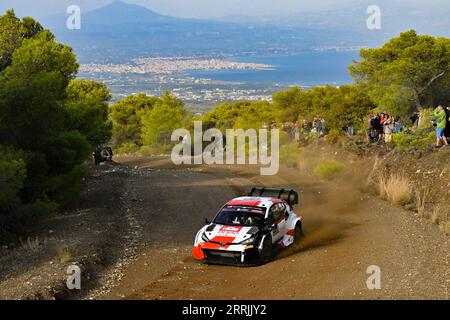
<box><xmin>193</xmin><ymin>242</ymin><xmax>260</xmax><ymax>266</ymax></box>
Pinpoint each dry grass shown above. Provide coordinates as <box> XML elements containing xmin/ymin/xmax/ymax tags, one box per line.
<box><xmin>439</xmin><ymin>220</ymin><xmax>450</xmax><ymax>235</ymax></box>
<box><xmin>378</xmin><ymin>174</ymin><xmax>413</xmax><ymax>206</ymax></box>
<box><xmin>366</xmin><ymin>156</ymin><xmax>381</xmax><ymax>188</ymax></box>
<box><xmin>20</xmin><ymin>236</ymin><xmax>46</xmax><ymax>252</ymax></box>
<box><xmin>415</xmin><ymin>189</ymin><xmax>429</xmax><ymax>218</ymax></box>
<box><xmin>430</xmin><ymin>206</ymin><xmax>440</xmax><ymax>225</ymax></box>
<box><xmin>57</xmin><ymin>246</ymin><xmax>73</xmax><ymax>263</ymax></box>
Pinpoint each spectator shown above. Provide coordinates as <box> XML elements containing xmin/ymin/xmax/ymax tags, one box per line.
<box><xmin>373</xmin><ymin>113</ymin><xmax>383</xmax><ymax>142</ymax></box>
<box><xmin>319</xmin><ymin>118</ymin><xmax>327</xmax><ymax>136</ymax></box>
<box><xmin>393</xmin><ymin>116</ymin><xmax>403</xmax><ymax>133</ymax></box>
<box><xmin>383</xmin><ymin>115</ymin><xmax>395</xmax><ymax>143</ymax></box>
<box><xmin>346</xmin><ymin>126</ymin><xmax>355</xmax><ymax>136</ymax></box>
<box><xmin>432</xmin><ymin>106</ymin><xmax>448</xmax><ymax>147</ymax></box>
<box><xmin>444</xmin><ymin>106</ymin><xmax>450</xmax><ymax>143</ymax></box>
<box><xmin>312</xmin><ymin>116</ymin><xmax>320</xmax><ymax>131</ymax></box>
<box><xmin>293</xmin><ymin>121</ymin><xmax>300</xmax><ymax>141</ymax></box>
<box><xmin>410</xmin><ymin>112</ymin><xmax>420</xmax><ymax>126</ymax></box>
<box><xmin>301</xmin><ymin>119</ymin><xmax>311</xmax><ymax>134</ymax></box>
<box><xmin>368</xmin><ymin>114</ymin><xmax>380</xmax><ymax>142</ymax></box>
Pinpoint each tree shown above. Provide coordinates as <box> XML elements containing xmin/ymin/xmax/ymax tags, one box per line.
<box><xmin>0</xmin><ymin>32</ymin><xmax>79</xmax><ymax>149</ymax></box>
<box><xmin>273</xmin><ymin>86</ymin><xmax>305</xmax><ymax>121</ymax></box>
<box><xmin>109</xmin><ymin>93</ymin><xmax>160</xmax><ymax>147</ymax></box>
<box><xmin>233</xmin><ymin>100</ymin><xmax>279</xmax><ymax>129</ymax></box>
<box><xmin>308</xmin><ymin>85</ymin><xmax>374</xmax><ymax>131</ymax></box>
<box><xmin>0</xmin><ymin>11</ymin><xmax>99</xmax><ymax>242</ymax></box>
<box><xmin>349</xmin><ymin>30</ymin><xmax>450</xmax><ymax>116</ymax></box>
<box><xmin>201</xmin><ymin>101</ymin><xmax>252</xmax><ymax>130</ymax></box>
<box><xmin>0</xmin><ymin>9</ymin><xmax>45</xmax><ymax>72</ymax></box>
<box><xmin>65</xmin><ymin>79</ymin><xmax>113</xmax><ymax>147</ymax></box>
<box><xmin>141</xmin><ymin>94</ymin><xmax>188</xmax><ymax>148</ymax></box>
<box><xmin>0</xmin><ymin>31</ymin><xmax>90</xmax><ymax>202</ymax></box>
<box><xmin>271</xmin><ymin>85</ymin><xmax>374</xmax><ymax>132</ymax></box>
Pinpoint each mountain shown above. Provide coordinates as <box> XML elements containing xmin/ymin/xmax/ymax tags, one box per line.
<box><xmin>42</xmin><ymin>1</ymin><xmax>386</xmax><ymax>63</ymax></box>
<box><xmin>82</xmin><ymin>1</ymin><xmax>175</xmax><ymax>25</ymax></box>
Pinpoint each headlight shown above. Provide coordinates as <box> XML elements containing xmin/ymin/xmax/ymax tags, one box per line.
<box><xmin>201</xmin><ymin>232</ymin><xmax>210</xmax><ymax>242</ymax></box>
<box><xmin>240</xmin><ymin>236</ymin><xmax>256</xmax><ymax>245</ymax></box>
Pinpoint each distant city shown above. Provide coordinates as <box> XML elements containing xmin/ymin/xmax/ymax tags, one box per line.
<box><xmin>80</xmin><ymin>57</ymin><xmax>273</xmax><ymax>74</ymax></box>
<box><xmin>79</xmin><ymin>56</ymin><xmax>282</xmax><ymax>110</ymax></box>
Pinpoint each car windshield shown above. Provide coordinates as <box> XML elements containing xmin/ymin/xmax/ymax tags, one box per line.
<box><xmin>213</xmin><ymin>206</ymin><xmax>266</xmax><ymax>227</ymax></box>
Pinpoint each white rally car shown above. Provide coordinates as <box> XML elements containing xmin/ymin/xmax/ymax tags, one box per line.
<box><xmin>193</xmin><ymin>188</ymin><xmax>303</xmax><ymax>265</ymax></box>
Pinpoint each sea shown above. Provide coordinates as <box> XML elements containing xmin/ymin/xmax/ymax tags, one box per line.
<box><xmin>185</xmin><ymin>51</ymin><xmax>360</xmax><ymax>87</ymax></box>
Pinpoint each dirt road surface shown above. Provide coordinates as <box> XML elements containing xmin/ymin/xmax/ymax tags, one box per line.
<box><xmin>100</xmin><ymin>155</ymin><xmax>449</xmax><ymax>300</ymax></box>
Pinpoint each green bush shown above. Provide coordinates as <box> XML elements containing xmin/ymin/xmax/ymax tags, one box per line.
<box><xmin>418</xmin><ymin>108</ymin><xmax>434</xmax><ymax>128</ymax></box>
<box><xmin>343</xmin><ymin>139</ymin><xmax>370</xmax><ymax>155</ymax></box>
<box><xmin>325</xmin><ymin>128</ymin><xmax>344</xmax><ymax>144</ymax></box>
<box><xmin>115</xmin><ymin>142</ymin><xmax>140</xmax><ymax>155</ymax></box>
<box><xmin>0</xmin><ymin>147</ymin><xmax>26</xmax><ymax>209</ymax></box>
<box><xmin>313</xmin><ymin>160</ymin><xmax>345</xmax><ymax>180</ymax></box>
<box><xmin>280</xmin><ymin>141</ymin><xmax>304</xmax><ymax>168</ymax></box>
<box><xmin>392</xmin><ymin>128</ymin><xmax>435</xmax><ymax>152</ymax></box>
<box><xmin>109</xmin><ymin>93</ymin><xmax>160</xmax><ymax>147</ymax></box>
<box><xmin>0</xmin><ymin>146</ymin><xmax>56</xmax><ymax>244</ymax></box>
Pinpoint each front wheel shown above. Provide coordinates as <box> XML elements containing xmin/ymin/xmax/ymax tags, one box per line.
<box><xmin>294</xmin><ymin>223</ymin><xmax>303</xmax><ymax>243</ymax></box>
<box><xmin>258</xmin><ymin>235</ymin><xmax>273</xmax><ymax>264</ymax></box>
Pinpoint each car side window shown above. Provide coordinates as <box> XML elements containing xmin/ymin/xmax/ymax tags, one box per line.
<box><xmin>281</xmin><ymin>202</ymin><xmax>289</xmax><ymax>219</ymax></box>
<box><xmin>271</xmin><ymin>203</ymin><xmax>284</xmax><ymax>222</ymax></box>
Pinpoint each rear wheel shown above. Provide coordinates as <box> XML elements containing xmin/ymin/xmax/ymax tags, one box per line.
<box><xmin>258</xmin><ymin>235</ymin><xmax>273</xmax><ymax>264</ymax></box>
<box><xmin>294</xmin><ymin>223</ymin><xmax>303</xmax><ymax>243</ymax></box>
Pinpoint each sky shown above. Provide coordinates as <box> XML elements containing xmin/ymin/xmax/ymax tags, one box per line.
<box><xmin>1</xmin><ymin>0</ymin><xmax>450</xmax><ymax>19</ymax></box>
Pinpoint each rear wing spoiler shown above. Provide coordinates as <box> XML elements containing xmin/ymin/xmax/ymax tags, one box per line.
<box><xmin>248</xmin><ymin>187</ymin><xmax>299</xmax><ymax>207</ymax></box>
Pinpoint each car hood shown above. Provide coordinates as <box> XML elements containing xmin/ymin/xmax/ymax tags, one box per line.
<box><xmin>204</xmin><ymin>224</ymin><xmax>259</xmax><ymax>244</ymax></box>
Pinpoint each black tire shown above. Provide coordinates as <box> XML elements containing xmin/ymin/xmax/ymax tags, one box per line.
<box><xmin>294</xmin><ymin>223</ymin><xmax>303</xmax><ymax>243</ymax></box>
<box><xmin>258</xmin><ymin>235</ymin><xmax>273</xmax><ymax>264</ymax></box>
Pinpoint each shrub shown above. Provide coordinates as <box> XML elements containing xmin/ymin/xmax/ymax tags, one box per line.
<box><xmin>280</xmin><ymin>141</ymin><xmax>304</xmax><ymax>168</ymax></box>
<box><xmin>418</xmin><ymin>108</ymin><xmax>434</xmax><ymax>128</ymax></box>
<box><xmin>415</xmin><ymin>189</ymin><xmax>428</xmax><ymax>218</ymax></box>
<box><xmin>57</xmin><ymin>246</ymin><xmax>73</xmax><ymax>263</ymax></box>
<box><xmin>379</xmin><ymin>174</ymin><xmax>412</xmax><ymax>206</ymax></box>
<box><xmin>313</xmin><ymin>160</ymin><xmax>345</xmax><ymax>180</ymax></box>
<box><xmin>430</xmin><ymin>206</ymin><xmax>440</xmax><ymax>225</ymax></box>
<box><xmin>392</xmin><ymin>128</ymin><xmax>435</xmax><ymax>153</ymax></box>
<box><xmin>115</xmin><ymin>142</ymin><xmax>140</xmax><ymax>155</ymax></box>
<box><xmin>325</xmin><ymin>128</ymin><xmax>344</xmax><ymax>144</ymax></box>
<box><xmin>343</xmin><ymin>139</ymin><xmax>370</xmax><ymax>155</ymax></box>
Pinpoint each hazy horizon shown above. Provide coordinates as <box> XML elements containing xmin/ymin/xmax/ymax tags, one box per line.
<box><xmin>1</xmin><ymin>0</ymin><xmax>450</xmax><ymax>20</ymax></box>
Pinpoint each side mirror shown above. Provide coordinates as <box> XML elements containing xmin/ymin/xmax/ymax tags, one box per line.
<box><xmin>204</xmin><ymin>218</ymin><xmax>211</xmax><ymax>225</ymax></box>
